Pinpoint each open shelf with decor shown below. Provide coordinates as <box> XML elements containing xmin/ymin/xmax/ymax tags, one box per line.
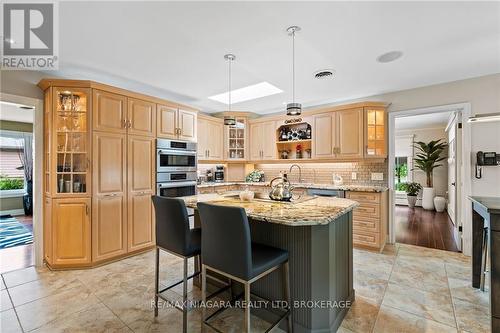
<box><xmin>276</xmin><ymin>121</ymin><xmax>312</xmax><ymax>159</ymax></box>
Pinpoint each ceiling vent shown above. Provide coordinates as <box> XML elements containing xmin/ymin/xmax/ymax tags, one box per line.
<box><xmin>314</xmin><ymin>69</ymin><xmax>335</xmax><ymax>79</ymax></box>
<box><xmin>19</xmin><ymin>105</ymin><xmax>34</xmax><ymax>110</ymax></box>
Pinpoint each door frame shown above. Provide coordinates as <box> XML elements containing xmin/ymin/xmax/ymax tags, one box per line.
<box><xmin>0</xmin><ymin>92</ymin><xmax>44</xmax><ymax>266</ymax></box>
<box><xmin>388</xmin><ymin>103</ymin><xmax>472</xmax><ymax>255</ymax></box>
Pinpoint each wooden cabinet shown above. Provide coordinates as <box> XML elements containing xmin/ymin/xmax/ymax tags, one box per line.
<box><xmin>128</xmin><ymin>98</ymin><xmax>156</xmax><ymax>137</ymax></box>
<box><xmin>250</xmin><ymin>120</ymin><xmax>276</xmax><ymax>160</ymax></box>
<box><xmin>157</xmin><ymin>105</ymin><xmax>197</xmax><ymax>141</ymax></box>
<box><xmin>92</xmin><ymin>90</ymin><xmax>127</xmax><ymax>133</ymax></box>
<box><xmin>226</xmin><ymin>117</ymin><xmax>247</xmax><ymax>160</ymax></box>
<box><xmin>313</xmin><ymin>113</ymin><xmax>336</xmax><ymax>158</ymax></box>
<box><xmin>337</xmin><ymin>108</ymin><xmax>364</xmax><ymax>158</ymax></box>
<box><xmin>197</xmin><ymin>116</ymin><xmax>223</xmax><ymax>160</ymax></box>
<box><xmin>127</xmin><ymin>135</ymin><xmax>155</xmax><ymax>252</ymax></box>
<box><xmin>92</xmin><ymin>132</ymin><xmax>128</xmax><ymax>262</ymax></box>
<box><xmin>347</xmin><ymin>191</ymin><xmax>387</xmax><ymax>252</ymax></box>
<box><xmin>364</xmin><ymin>107</ymin><xmax>386</xmax><ymax>158</ymax></box>
<box><xmin>51</xmin><ymin>198</ymin><xmax>91</xmax><ymax>266</ymax></box>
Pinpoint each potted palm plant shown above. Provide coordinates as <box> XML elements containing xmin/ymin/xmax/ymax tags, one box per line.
<box><xmin>400</xmin><ymin>182</ymin><xmax>422</xmax><ymax>208</ymax></box>
<box><xmin>413</xmin><ymin>139</ymin><xmax>447</xmax><ymax>210</ymax></box>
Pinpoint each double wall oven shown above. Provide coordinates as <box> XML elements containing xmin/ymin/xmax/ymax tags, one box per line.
<box><xmin>156</xmin><ymin>139</ymin><xmax>197</xmax><ymax>198</ymax></box>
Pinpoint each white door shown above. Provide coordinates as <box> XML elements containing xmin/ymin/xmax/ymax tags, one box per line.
<box><xmin>447</xmin><ymin>132</ymin><xmax>456</xmax><ymax>224</ymax></box>
<box><xmin>446</xmin><ymin>112</ymin><xmax>462</xmax><ymax>251</ymax></box>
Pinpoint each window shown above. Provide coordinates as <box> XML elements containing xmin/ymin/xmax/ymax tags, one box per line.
<box><xmin>0</xmin><ymin>131</ymin><xmax>31</xmax><ymax>197</ymax></box>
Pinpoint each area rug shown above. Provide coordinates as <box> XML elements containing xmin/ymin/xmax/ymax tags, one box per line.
<box><xmin>0</xmin><ymin>216</ymin><xmax>33</xmax><ymax>249</ymax></box>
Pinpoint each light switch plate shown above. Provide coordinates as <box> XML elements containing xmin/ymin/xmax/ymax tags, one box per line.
<box><xmin>351</xmin><ymin>172</ymin><xmax>357</xmax><ymax>180</ymax></box>
<box><xmin>371</xmin><ymin>172</ymin><xmax>384</xmax><ymax>181</ymax></box>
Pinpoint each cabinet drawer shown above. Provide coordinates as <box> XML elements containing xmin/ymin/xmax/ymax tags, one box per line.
<box><xmin>353</xmin><ymin>203</ymin><xmax>380</xmax><ymax>218</ymax></box>
<box><xmin>353</xmin><ymin>231</ymin><xmax>380</xmax><ymax>248</ymax></box>
<box><xmin>353</xmin><ymin>217</ymin><xmax>380</xmax><ymax>233</ymax></box>
<box><xmin>347</xmin><ymin>192</ymin><xmax>380</xmax><ymax>203</ymax></box>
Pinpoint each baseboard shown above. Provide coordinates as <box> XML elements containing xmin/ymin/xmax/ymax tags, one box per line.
<box><xmin>0</xmin><ymin>209</ymin><xmax>25</xmax><ymax>216</ymax></box>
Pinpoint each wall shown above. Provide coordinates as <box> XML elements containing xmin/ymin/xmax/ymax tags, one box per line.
<box><xmin>395</xmin><ymin>127</ymin><xmax>448</xmax><ymax>196</ymax></box>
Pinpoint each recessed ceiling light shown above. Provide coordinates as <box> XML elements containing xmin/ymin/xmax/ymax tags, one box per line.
<box><xmin>209</xmin><ymin>82</ymin><xmax>282</xmax><ymax>105</ymax></box>
<box><xmin>376</xmin><ymin>51</ymin><xmax>403</xmax><ymax>63</ymax></box>
<box><xmin>314</xmin><ymin>69</ymin><xmax>335</xmax><ymax>79</ymax></box>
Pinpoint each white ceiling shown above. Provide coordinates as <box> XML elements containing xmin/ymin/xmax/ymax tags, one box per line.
<box><xmin>46</xmin><ymin>1</ymin><xmax>500</xmax><ymax>114</ymax></box>
<box><xmin>0</xmin><ymin>103</ymin><xmax>34</xmax><ymax>123</ymax></box>
<box><xmin>395</xmin><ymin>111</ymin><xmax>453</xmax><ymax>131</ymax></box>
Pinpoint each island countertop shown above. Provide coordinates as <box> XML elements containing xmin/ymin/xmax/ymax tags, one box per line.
<box><xmin>182</xmin><ymin>193</ymin><xmax>359</xmax><ymax>226</ymax></box>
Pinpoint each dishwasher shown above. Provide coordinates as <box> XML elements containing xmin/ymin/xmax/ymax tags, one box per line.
<box><xmin>306</xmin><ymin>188</ymin><xmax>345</xmax><ymax>198</ymax></box>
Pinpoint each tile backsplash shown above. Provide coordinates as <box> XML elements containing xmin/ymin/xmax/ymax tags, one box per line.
<box><xmin>255</xmin><ymin>161</ymin><xmax>388</xmax><ymax>186</ymax></box>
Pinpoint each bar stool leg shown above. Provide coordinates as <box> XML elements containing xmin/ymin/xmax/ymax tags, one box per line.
<box><xmin>201</xmin><ymin>265</ymin><xmax>207</xmax><ymax>333</ymax></box>
<box><xmin>283</xmin><ymin>261</ymin><xmax>293</xmax><ymax>332</ymax></box>
<box><xmin>244</xmin><ymin>283</ymin><xmax>251</xmax><ymax>333</ymax></box>
<box><xmin>481</xmin><ymin>227</ymin><xmax>488</xmax><ymax>292</ymax></box>
<box><xmin>154</xmin><ymin>247</ymin><xmax>159</xmax><ymax>317</ymax></box>
<box><xmin>183</xmin><ymin>257</ymin><xmax>188</xmax><ymax>333</ymax></box>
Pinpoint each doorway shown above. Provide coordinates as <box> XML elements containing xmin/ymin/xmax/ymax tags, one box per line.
<box><xmin>388</xmin><ymin>103</ymin><xmax>472</xmax><ymax>255</ymax></box>
<box><xmin>0</xmin><ymin>94</ymin><xmax>43</xmax><ymax>273</ymax></box>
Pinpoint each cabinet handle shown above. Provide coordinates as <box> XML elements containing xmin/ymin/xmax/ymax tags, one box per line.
<box><xmin>102</xmin><ymin>193</ymin><xmax>118</xmax><ymax>197</ymax></box>
<box><xmin>128</xmin><ymin>120</ymin><xmax>132</xmax><ymax>129</ymax></box>
<box><xmin>122</xmin><ymin>119</ymin><xmax>127</xmax><ymax>128</ymax></box>
<box><xmin>85</xmin><ymin>204</ymin><xmax>89</xmax><ymax>215</ymax></box>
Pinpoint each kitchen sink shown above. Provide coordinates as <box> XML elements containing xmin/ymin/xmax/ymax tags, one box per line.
<box><xmin>221</xmin><ymin>191</ymin><xmax>316</xmax><ymax>204</ymax></box>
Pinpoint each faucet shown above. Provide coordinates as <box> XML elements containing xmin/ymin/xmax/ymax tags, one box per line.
<box><xmin>289</xmin><ymin>164</ymin><xmax>302</xmax><ymax>183</ymax></box>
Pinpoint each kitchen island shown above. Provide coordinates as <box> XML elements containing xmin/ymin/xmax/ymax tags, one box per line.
<box><xmin>183</xmin><ymin>193</ymin><xmax>359</xmax><ymax>333</ymax></box>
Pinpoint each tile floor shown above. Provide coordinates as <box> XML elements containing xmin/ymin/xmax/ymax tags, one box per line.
<box><xmin>0</xmin><ymin>244</ymin><xmax>491</xmax><ymax>333</ymax></box>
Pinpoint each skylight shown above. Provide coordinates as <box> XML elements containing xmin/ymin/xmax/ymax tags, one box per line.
<box><xmin>208</xmin><ymin>82</ymin><xmax>282</xmax><ymax>104</ymax></box>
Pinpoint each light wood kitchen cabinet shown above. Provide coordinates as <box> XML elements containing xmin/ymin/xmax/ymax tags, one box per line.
<box><xmin>127</xmin><ymin>135</ymin><xmax>155</xmax><ymax>252</ymax></box>
<box><xmin>197</xmin><ymin>116</ymin><xmax>223</xmax><ymax>160</ymax></box>
<box><xmin>92</xmin><ymin>132</ymin><xmax>128</xmax><ymax>262</ymax></box>
<box><xmin>51</xmin><ymin>198</ymin><xmax>92</xmax><ymax>266</ymax></box>
<box><xmin>347</xmin><ymin>191</ymin><xmax>387</xmax><ymax>252</ymax></box>
<box><xmin>364</xmin><ymin>107</ymin><xmax>386</xmax><ymax>158</ymax></box>
<box><xmin>157</xmin><ymin>105</ymin><xmax>197</xmax><ymax>141</ymax></box>
<box><xmin>337</xmin><ymin>108</ymin><xmax>364</xmax><ymax>158</ymax></box>
<box><xmin>127</xmin><ymin>98</ymin><xmax>156</xmax><ymax>137</ymax></box>
<box><xmin>313</xmin><ymin>113</ymin><xmax>336</xmax><ymax>158</ymax></box>
<box><xmin>250</xmin><ymin>120</ymin><xmax>276</xmax><ymax>160</ymax></box>
<box><xmin>92</xmin><ymin>90</ymin><xmax>127</xmax><ymax>133</ymax></box>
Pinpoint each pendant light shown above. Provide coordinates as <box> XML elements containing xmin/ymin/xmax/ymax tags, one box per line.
<box><xmin>223</xmin><ymin>54</ymin><xmax>237</xmax><ymax>126</ymax></box>
<box><xmin>286</xmin><ymin>26</ymin><xmax>301</xmax><ymax>116</ymax></box>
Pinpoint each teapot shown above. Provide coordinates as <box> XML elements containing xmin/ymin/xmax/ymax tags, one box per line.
<box><xmin>269</xmin><ymin>174</ymin><xmax>295</xmax><ymax>201</ymax></box>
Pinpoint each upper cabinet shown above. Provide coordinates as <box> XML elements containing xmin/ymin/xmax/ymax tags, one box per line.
<box><xmin>313</xmin><ymin>113</ymin><xmax>336</xmax><ymax>158</ymax></box>
<box><xmin>197</xmin><ymin>116</ymin><xmax>223</xmax><ymax>160</ymax></box>
<box><xmin>92</xmin><ymin>90</ymin><xmax>128</xmax><ymax>133</ymax></box>
<box><xmin>157</xmin><ymin>105</ymin><xmax>197</xmax><ymax>142</ymax></box>
<box><xmin>337</xmin><ymin>108</ymin><xmax>364</xmax><ymax>159</ymax></box>
<box><xmin>364</xmin><ymin>107</ymin><xmax>386</xmax><ymax>158</ymax></box>
<box><xmin>250</xmin><ymin>120</ymin><xmax>276</xmax><ymax>161</ymax></box>
<box><xmin>226</xmin><ymin>117</ymin><xmax>247</xmax><ymax>160</ymax></box>
<box><xmin>127</xmin><ymin>98</ymin><xmax>156</xmax><ymax>137</ymax></box>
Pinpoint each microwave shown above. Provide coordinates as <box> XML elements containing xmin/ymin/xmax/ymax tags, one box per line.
<box><xmin>156</xmin><ymin>139</ymin><xmax>197</xmax><ymax>172</ymax></box>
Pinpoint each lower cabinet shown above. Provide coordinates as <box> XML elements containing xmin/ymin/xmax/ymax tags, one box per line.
<box><xmin>46</xmin><ymin>198</ymin><xmax>92</xmax><ymax>267</ymax></box>
<box><xmin>347</xmin><ymin>191</ymin><xmax>388</xmax><ymax>252</ymax></box>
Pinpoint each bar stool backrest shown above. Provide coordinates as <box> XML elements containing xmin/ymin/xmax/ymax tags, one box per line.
<box><xmin>197</xmin><ymin>202</ymin><xmax>252</xmax><ymax>280</ymax></box>
<box><xmin>152</xmin><ymin>196</ymin><xmax>191</xmax><ymax>256</ymax></box>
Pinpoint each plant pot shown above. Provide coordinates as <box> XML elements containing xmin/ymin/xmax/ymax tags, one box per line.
<box><xmin>434</xmin><ymin>196</ymin><xmax>446</xmax><ymax>212</ymax></box>
<box><xmin>422</xmin><ymin>187</ymin><xmax>435</xmax><ymax>210</ymax></box>
<box><xmin>407</xmin><ymin>195</ymin><xmax>417</xmax><ymax>208</ymax></box>
<box><xmin>23</xmin><ymin>180</ymin><xmax>33</xmax><ymax>216</ymax></box>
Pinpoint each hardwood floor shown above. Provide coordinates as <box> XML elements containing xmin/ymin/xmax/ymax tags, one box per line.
<box><xmin>395</xmin><ymin>205</ymin><xmax>460</xmax><ymax>252</ymax></box>
<box><xmin>0</xmin><ymin>215</ymin><xmax>34</xmax><ymax>274</ymax></box>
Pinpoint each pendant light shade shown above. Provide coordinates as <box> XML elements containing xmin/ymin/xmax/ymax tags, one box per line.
<box><xmin>286</xmin><ymin>26</ymin><xmax>302</xmax><ymax>116</ymax></box>
<box><xmin>224</xmin><ymin>53</ymin><xmax>237</xmax><ymax>126</ymax></box>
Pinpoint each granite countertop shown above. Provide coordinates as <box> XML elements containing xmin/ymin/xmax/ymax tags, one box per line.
<box><xmin>182</xmin><ymin>193</ymin><xmax>359</xmax><ymax>226</ymax></box>
<box><xmin>197</xmin><ymin>181</ymin><xmax>388</xmax><ymax>193</ymax></box>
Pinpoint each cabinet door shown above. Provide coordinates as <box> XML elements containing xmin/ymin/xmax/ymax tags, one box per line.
<box><xmin>127</xmin><ymin>98</ymin><xmax>156</xmax><ymax>137</ymax></box>
<box><xmin>52</xmin><ymin>198</ymin><xmax>91</xmax><ymax>266</ymax></box>
<box><xmin>178</xmin><ymin>109</ymin><xmax>197</xmax><ymax>141</ymax></box>
<box><xmin>197</xmin><ymin>118</ymin><xmax>208</xmax><ymax>159</ymax></box>
<box><xmin>207</xmin><ymin>120</ymin><xmax>223</xmax><ymax>159</ymax></box>
<box><xmin>92</xmin><ymin>90</ymin><xmax>127</xmax><ymax>133</ymax></box>
<box><xmin>365</xmin><ymin>108</ymin><xmax>386</xmax><ymax>158</ymax></box>
<box><xmin>337</xmin><ymin>109</ymin><xmax>364</xmax><ymax>158</ymax></box>
<box><xmin>262</xmin><ymin>121</ymin><xmax>276</xmax><ymax>159</ymax></box>
<box><xmin>249</xmin><ymin>123</ymin><xmax>262</xmax><ymax>160</ymax></box>
<box><xmin>127</xmin><ymin>136</ymin><xmax>155</xmax><ymax>252</ymax></box>
<box><xmin>157</xmin><ymin>104</ymin><xmax>177</xmax><ymax>139</ymax></box>
<box><xmin>313</xmin><ymin>113</ymin><xmax>335</xmax><ymax>158</ymax></box>
<box><xmin>92</xmin><ymin>132</ymin><xmax>128</xmax><ymax>261</ymax></box>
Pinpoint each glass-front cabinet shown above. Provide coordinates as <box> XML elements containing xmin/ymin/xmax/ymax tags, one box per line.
<box><xmin>365</xmin><ymin>107</ymin><xmax>386</xmax><ymax>158</ymax></box>
<box><xmin>226</xmin><ymin>117</ymin><xmax>246</xmax><ymax>160</ymax></box>
<box><xmin>51</xmin><ymin>88</ymin><xmax>90</xmax><ymax>196</ymax></box>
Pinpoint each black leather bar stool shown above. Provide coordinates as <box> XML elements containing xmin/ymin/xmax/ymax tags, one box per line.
<box><xmin>197</xmin><ymin>202</ymin><xmax>292</xmax><ymax>333</ymax></box>
<box><xmin>151</xmin><ymin>196</ymin><xmax>201</xmax><ymax>333</ymax></box>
